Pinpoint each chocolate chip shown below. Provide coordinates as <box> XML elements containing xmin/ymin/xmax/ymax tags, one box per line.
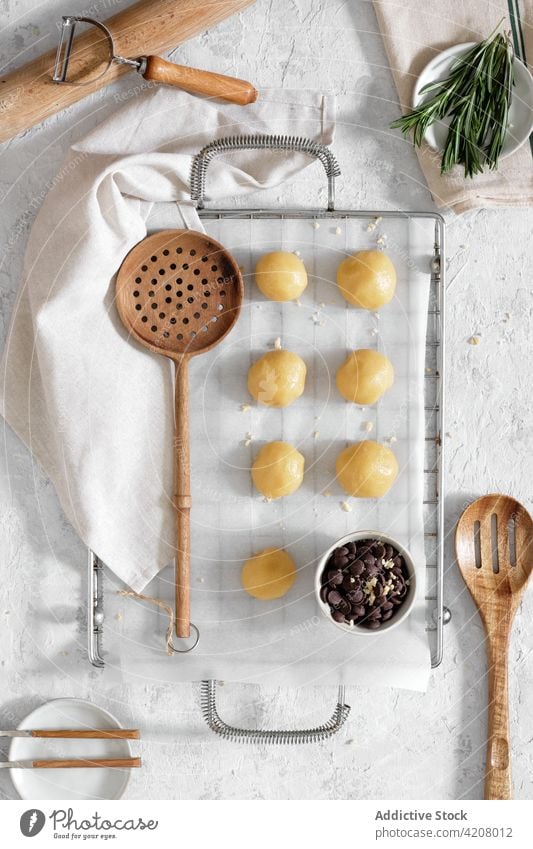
<box><xmin>349</xmin><ymin>588</ymin><xmax>364</xmax><ymax>604</ymax></box>
<box><xmin>319</xmin><ymin>585</ymin><xmax>329</xmax><ymax>603</ymax></box>
<box><xmin>351</xmin><ymin>605</ymin><xmax>365</xmax><ymax>618</ymax></box>
<box><xmin>327</xmin><ymin>570</ymin><xmax>344</xmax><ymax>586</ymax></box>
<box><xmin>332</xmin><ymin>610</ymin><xmax>346</xmax><ymax>623</ymax></box>
<box><xmin>367</xmin><ymin>620</ymin><xmax>381</xmax><ymax>629</ymax></box>
<box><xmin>335</xmin><ymin>555</ymin><xmax>350</xmax><ymax>568</ymax></box>
<box><xmin>373</xmin><ymin>542</ymin><xmax>385</xmax><ymax>558</ymax></box>
<box><xmin>346</xmin><ymin>541</ymin><xmax>357</xmax><ymax>555</ymax></box>
<box><xmin>350</xmin><ymin>560</ymin><xmax>365</xmax><ymax>576</ymax></box>
<box><xmin>327</xmin><ymin>590</ymin><xmax>342</xmax><ymax>607</ymax></box>
<box><xmin>381</xmin><ymin>610</ymin><xmax>393</xmax><ymax>621</ymax></box>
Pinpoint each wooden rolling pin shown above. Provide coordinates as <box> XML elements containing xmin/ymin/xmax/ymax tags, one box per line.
<box><xmin>0</xmin><ymin>0</ymin><xmax>256</xmax><ymax>143</ymax></box>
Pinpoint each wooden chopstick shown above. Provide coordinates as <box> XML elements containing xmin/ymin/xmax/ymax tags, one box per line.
<box><xmin>32</xmin><ymin>757</ymin><xmax>141</xmax><ymax>769</ymax></box>
<box><xmin>29</xmin><ymin>729</ymin><xmax>140</xmax><ymax>739</ymax></box>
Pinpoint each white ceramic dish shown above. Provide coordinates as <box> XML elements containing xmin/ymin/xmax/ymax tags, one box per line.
<box><xmin>9</xmin><ymin>698</ymin><xmax>132</xmax><ymax>800</ymax></box>
<box><xmin>413</xmin><ymin>42</ymin><xmax>533</xmax><ymax>159</ymax></box>
<box><xmin>315</xmin><ymin>530</ymin><xmax>417</xmax><ymax>635</ymax></box>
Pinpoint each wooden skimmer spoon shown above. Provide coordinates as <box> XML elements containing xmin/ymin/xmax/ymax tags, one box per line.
<box><xmin>116</xmin><ymin>229</ymin><xmax>243</xmax><ymax>642</ymax></box>
<box><xmin>455</xmin><ymin>494</ymin><xmax>533</xmax><ymax>799</ymax></box>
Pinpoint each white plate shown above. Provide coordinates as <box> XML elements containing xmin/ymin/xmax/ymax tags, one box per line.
<box><xmin>9</xmin><ymin>698</ymin><xmax>132</xmax><ymax>800</ymax></box>
<box><xmin>414</xmin><ymin>42</ymin><xmax>533</xmax><ymax>159</ymax></box>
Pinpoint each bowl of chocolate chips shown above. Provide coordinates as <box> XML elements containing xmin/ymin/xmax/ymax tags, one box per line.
<box><xmin>315</xmin><ymin>531</ymin><xmax>416</xmax><ymax>633</ymax></box>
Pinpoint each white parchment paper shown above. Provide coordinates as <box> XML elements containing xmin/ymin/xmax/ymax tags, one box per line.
<box><xmin>104</xmin><ymin>212</ymin><xmax>434</xmax><ymax>691</ymax></box>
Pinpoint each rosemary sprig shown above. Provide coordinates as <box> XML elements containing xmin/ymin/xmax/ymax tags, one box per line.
<box><xmin>391</xmin><ymin>29</ymin><xmax>515</xmax><ymax>178</ymax></box>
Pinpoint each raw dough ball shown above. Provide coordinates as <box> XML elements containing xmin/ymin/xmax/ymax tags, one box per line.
<box><xmin>337</xmin><ymin>250</ymin><xmax>396</xmax><ymax>310</ymax></box>
<box><xmin>336</xmin><ymin>440</ymin><xmax>398</xmax><ymax>498</ymax></box>
<box><xmin>241</xmin><ymin>546</ymin><xmax>297</xmax><ymax>600</ymax></box>
<box><xmin>255</xmin><ymin>251</ymin><xmax>308</xmax><ymax>301</ymax></box>
<box><xmin>248</xmin><ymin>349</ymin><xmax>307</xmax><ymax>407</ymax></box>
<box><xmin>336</xmin><ymin>349</ymin><xmax>394</xmax><ymax>405</ymax></box>
<box><xmin>251</xmin><ymin>441</ymin><xmax>305</xmax><ymax>499</ymax></box>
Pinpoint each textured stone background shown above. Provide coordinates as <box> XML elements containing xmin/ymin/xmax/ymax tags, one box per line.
<box><xmin>1</xmin><ymin>0</ymin><xmax>532</xmax><ymax>800</ymax></box>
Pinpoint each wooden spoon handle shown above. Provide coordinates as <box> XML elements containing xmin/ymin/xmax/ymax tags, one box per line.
<box><xmin>32</xmin><ymin>758</ymin><xmax>141</xmax><ymax>769</ymax></box>
<box><xmin>31</xmin><ymin>729</ymin><xmax>140</xmax><ymax>739</ymax></box>
<box><xmin>485</xmin><ymin>635</ymin><xmax>512</xmax><ymax>799</ymax></box>
<box><xmin>174</xmin><ymin>360</ymin><xmax>191</xmax><ymax>638</ymax></box>
<box><xmin>142</xmin><ymin>56</ymin><xmax>258</xmax><ymax>105</ymax></box>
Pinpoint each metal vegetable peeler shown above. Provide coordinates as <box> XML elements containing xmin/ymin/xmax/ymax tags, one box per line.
<box><xmin>53</xmin><ymin>15</ymin><xmax>258</xmax><ymax>105</ymax></box>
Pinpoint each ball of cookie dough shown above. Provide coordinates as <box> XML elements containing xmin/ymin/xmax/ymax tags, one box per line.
<box><xmin>241</xmin><ymin>546</ymin><xmax>297</xmax><ymax>600</ymax></box>
<box><xmin>337</xmin><ymin>250</ymin><xmax>396</xmax><ymax>310</ymax></box>
<box><xmin>248</xmin><ymin>349</ymin><xmax>307</xmax><ymax>408</ymax></box>
<box><xmin>251</xmin><ymin>441</ymin><xmax>305</xmax><ymax>499</ymax></box>
<box><xmin>336</xmin><ymin>349</ymin><xmax>394</xmax><ymax>405</ymax></box>
<box><xmin>336</xmin><ymin>440</ymin><xmax>398</xmax><ymax>498</ymax></box>
<box><xmin>255</xmin><ymin>251</ymin><xmax>308</xmax><ymax>301</ymax></box>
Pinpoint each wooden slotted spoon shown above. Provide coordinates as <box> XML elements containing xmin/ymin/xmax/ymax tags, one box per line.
<box><xmin>455</xmin><ymin>494</ymin><xmax>533</xmax><ymax>799</ymax></box>
<box><xmin>116</xmin><ymin>229</ymin><xmax>243</xmax><ymax>642</ymax></box>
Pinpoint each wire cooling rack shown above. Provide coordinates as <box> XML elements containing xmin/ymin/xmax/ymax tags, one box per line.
<box><xmin>87</xmin><ymin>135</ymin><xmax>449</xmax><ymax>742</ymax></box>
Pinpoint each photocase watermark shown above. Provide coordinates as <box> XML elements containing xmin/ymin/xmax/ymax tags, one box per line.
<box><xmin>20</xmin><ymin>809</ymin><xmax>45</xmax><ymax>837</ymax></box>
<box><xmin>288</xmin><ymin>614</ymin><xmax>321</xmax><ymax>638</ymax></box>
<box><xmin>4</xmin><ymin>149</ymin><xmax>90</xmax><ymax>254</ymax></box>
<box><xmin>113</xmin><ymin>80</ymin><xmax>157</xmax><ymax>104</ymax></box>
<box><xmin>0</xmin><ymin>85</ymin><xmax>22</xmax><ymax>114</ymax></box>
<box><xmin>256</xmin><ymin>364</ymin><xmax>278</xmax><ymax>405</ymax></box>
<box><xmin>51</xmin><ymin>807</ymin><xmax>159</xmax><ymax>834</ymax></box>
<box><xmin>53</xmin><ymin>0</ymin><xmax>124</xmax><ymax>31</ymax></box>
<box><xmin>19</xmin><ymin>806</ymin><xmax>159</xmax><ymax>838</ymax></box>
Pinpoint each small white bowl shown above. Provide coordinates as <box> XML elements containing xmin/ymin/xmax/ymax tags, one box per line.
<box><xmin>413</xmin><ymin>42</ymin><xmax>533</xmax><ymax>160</ymax></box>
<box><xmin>9</xmin><ymin>698</ymin><xmax>133</xmax><ymax>800</ymax></box>
<box><xmin>315</xmin><ymin>530</ymin><xmax>417</xmax><ymax>635</ymax></box>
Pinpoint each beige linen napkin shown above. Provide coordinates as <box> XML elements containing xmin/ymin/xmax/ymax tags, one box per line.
<box><xmin>373</xmin><ymin>0</ymin><xmax>533</xmax><ymax>212</ymax></box>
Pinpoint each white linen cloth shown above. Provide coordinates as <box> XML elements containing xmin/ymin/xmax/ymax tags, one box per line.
<box><xmin>0</xmin><ymin>88</ymin><xmax>335</xmax><ymax>592</ymax></box>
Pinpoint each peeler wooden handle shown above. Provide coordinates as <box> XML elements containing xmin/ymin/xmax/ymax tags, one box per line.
<box><xmin>174</xmin><ymin>359</ymin><xmax>191</xmax><ymax>638</ymax></box>
<box><xmin>142</xmin><ymin>56</ymin><xmax>257</xmax><ymax>105</ymax></box>
<box><xmin>485</xmin><ymin>631</ymin><xmax>512</xmax><ymax>799</ymax></box>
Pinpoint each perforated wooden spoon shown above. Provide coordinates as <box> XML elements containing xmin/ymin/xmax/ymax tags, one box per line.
<box><xmin>116</xmin><ymin>229</ymin><xmax>243</xmax><ymax>641</ymax></box>
<box><xmin>455</xmin><ymin>494</ymin><xmax>533</xmax><ymax>799</ymax></box>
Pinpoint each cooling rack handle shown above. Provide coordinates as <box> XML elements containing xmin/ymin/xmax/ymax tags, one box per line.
<box><xmin>88</xmin><ymin>549</ymin><xmax>104</xmax><ymax>668</ymax></box>
<box><xmin>200</xmin><ymin>680</ymin><xmax>350</xmax><ymax>744</ymax></box>
<box><xmin>190</xmin><ymin>135</ymin><xmax>341</xmax><ymax>211</ymax></box>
